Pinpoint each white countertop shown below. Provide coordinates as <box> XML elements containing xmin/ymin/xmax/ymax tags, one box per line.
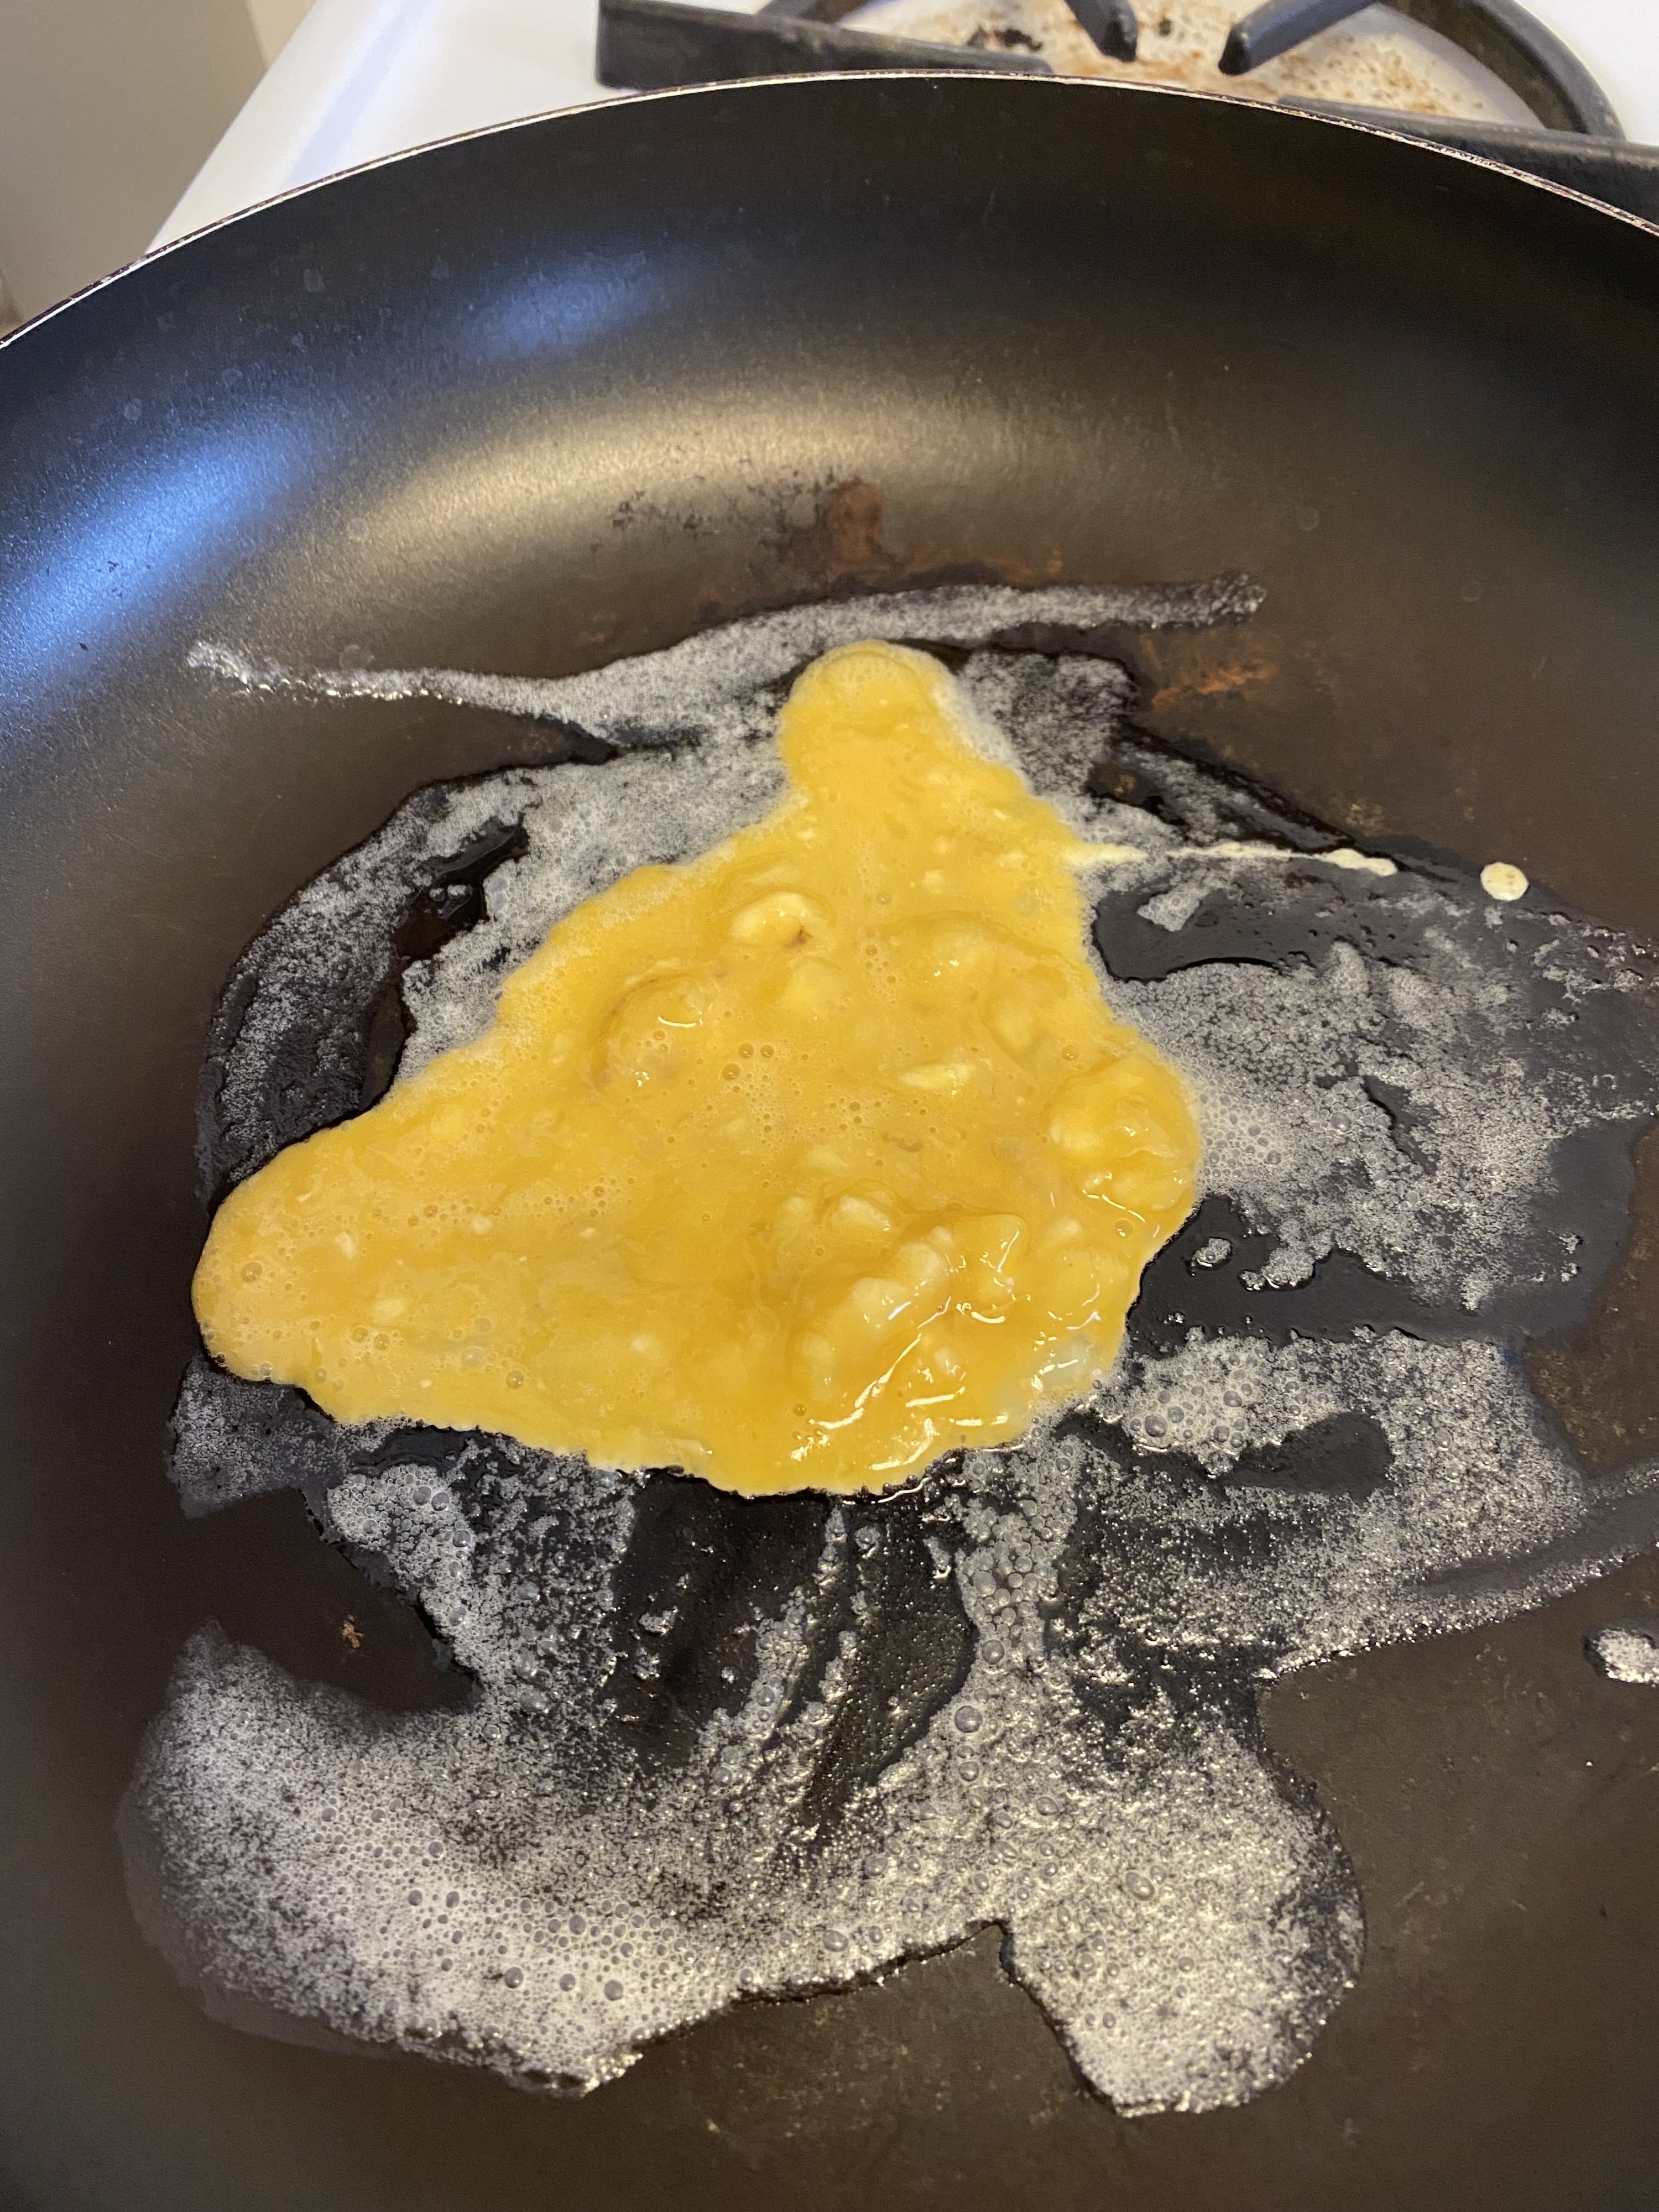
<box><xmin>155</xmin><ymin>0</ymin><xmax>1659</xmax><ymax>248</ymax></box>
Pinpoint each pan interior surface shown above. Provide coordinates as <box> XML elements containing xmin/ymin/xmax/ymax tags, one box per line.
<box><xmin>3</xmin><ymin>72</ymin><xmax>1659</xmax><ymax>2212</ymax></box>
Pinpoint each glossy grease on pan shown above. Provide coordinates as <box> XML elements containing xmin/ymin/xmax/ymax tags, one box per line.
<box><xmin>123</xmin><ymin>583</ymin><xmax>1659</xmax><ymax>2114</ymax></box>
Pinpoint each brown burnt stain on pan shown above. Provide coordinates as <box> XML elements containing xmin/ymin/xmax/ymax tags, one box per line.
<box><xmin>686</xmin><ymin>478</ymin><xmax>1064</xmax><ymax>623</ymax></box>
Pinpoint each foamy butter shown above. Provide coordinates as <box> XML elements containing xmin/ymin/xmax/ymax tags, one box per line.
<box><xmin>133</xmin><ymin>583</ymin><xmax>1659</xmax><ymax>2120</ymax></box>
<box><xmin>192</xmin><ymin>642</ymin><xmax>1197</xmax><ymax>1495</ymax></box>
<box><xmin>1587</xmin><ymin>1623</ymin><xmax>1659</xmax><ymax>1684</ymax></box>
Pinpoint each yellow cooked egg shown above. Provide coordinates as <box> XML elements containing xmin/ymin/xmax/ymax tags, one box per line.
<box><xmin>194</xmin><ymin>640</ymin><xmax>1199</xmax><ymax>1493</ymax></box>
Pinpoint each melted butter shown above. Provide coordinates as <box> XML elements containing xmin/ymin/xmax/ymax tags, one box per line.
<box><xmin>194</xmin><ymin>642</ymin><xmax>1199</xmax><ymax>1494</ymax></box>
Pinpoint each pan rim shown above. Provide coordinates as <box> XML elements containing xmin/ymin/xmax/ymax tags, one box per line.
<box><xmin>3</xmin><ymin>67</ymin><xmax>1656</xmax><ymax>366</ymax></box>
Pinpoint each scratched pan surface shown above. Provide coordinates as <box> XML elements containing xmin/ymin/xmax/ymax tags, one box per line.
<box><xmin>3</xmin><ymin>72</ymin><xmax>1659</xmax><ymax>2212</ymax></box>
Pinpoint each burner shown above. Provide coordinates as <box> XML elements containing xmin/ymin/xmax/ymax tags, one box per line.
<box><xmin>599</xmin><ymin>0</ymin><xmax>1612</xmax><ymax>128</ymax></box>
<box><xmin>596</xmin><ymin>0</ymin><xmax>1659</xmax><ymax>223</ymax></box>
<box><xmin>1218</xmin><ymin>0</ymin><xmax>1614</xmax><ymax>129</ymax></box>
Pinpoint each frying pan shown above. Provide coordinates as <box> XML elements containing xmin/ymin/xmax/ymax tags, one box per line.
<box><xmin>3</xmin><ymin>71</ymin><xmax>1659</xmax><ymax>2212</ymax></box>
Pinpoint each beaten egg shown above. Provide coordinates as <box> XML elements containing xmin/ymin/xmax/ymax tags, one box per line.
<box><xmin>194</xmin><ymin>640</ymin><xmax>1199</xmax><ymax>1493</ymax></box>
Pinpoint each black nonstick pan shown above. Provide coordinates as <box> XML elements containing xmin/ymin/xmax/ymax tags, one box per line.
<box><xmin>3</xmin><ymin>72</ymin><xmax>1659</xmax><ymax>2212</ymax></box>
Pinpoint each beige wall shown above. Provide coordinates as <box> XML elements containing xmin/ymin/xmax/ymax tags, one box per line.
<box><xmin>0</xmin><ymin>0</ymin><xmax>299</xmax><ymax>321</ymax></box>
<box><xmin>247</xmin><ymin>0</ymin><xmax>316</xmax><ymax>64</ymax></box>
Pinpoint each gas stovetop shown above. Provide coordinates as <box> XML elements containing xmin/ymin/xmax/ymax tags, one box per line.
<box><xmin>156</xmin><ymin>0</ymin><xmax>1659</xmax><ymax>247</ymax></box>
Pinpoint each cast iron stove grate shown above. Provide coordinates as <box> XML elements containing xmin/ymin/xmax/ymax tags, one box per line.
<box><xmin>596</xmin><ymin>0</ymin><xmax>1659</xmax><ymax>225</ymax></box>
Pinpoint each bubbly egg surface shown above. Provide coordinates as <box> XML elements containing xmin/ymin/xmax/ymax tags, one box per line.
<box><xmin>194</xmin><ymin>641</ymin><xmax>1199</xmax><ymax>1493</ymax></box>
